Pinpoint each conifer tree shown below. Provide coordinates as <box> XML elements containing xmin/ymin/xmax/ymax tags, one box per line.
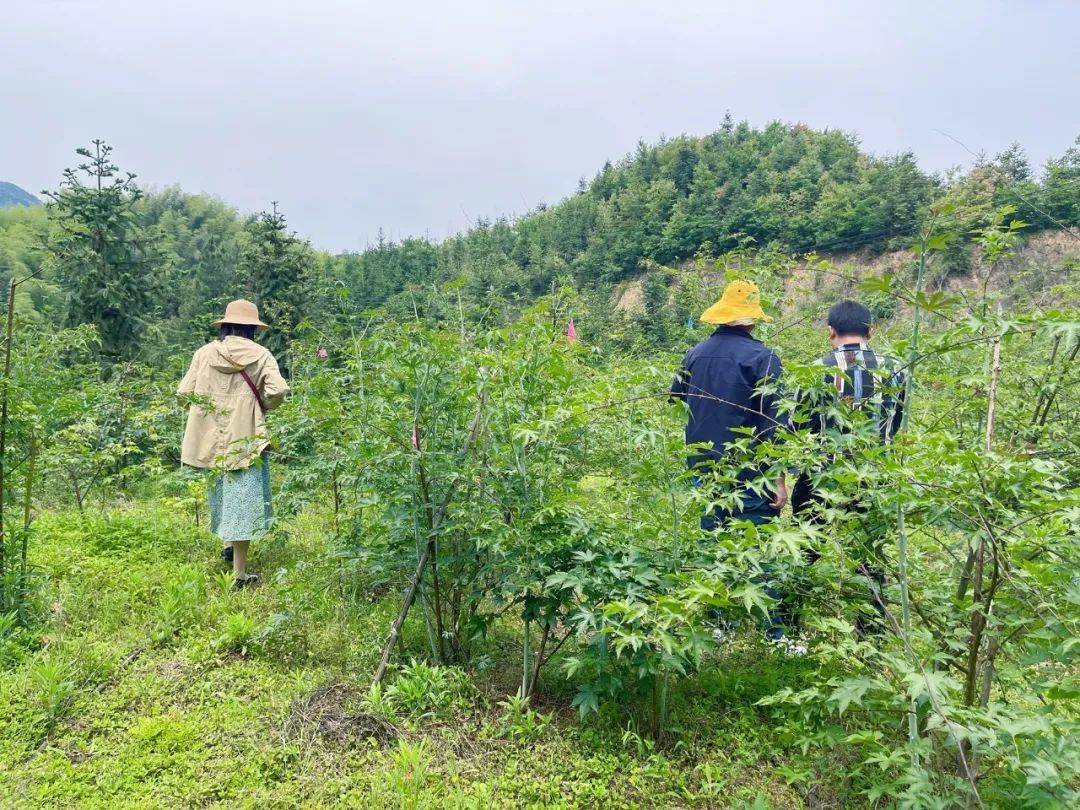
<box><xmin>240</xmin><ymin>202</ymin><xmax>315</xmax><ymax>367</ymax></box>
<box><xmin>43</xmin><ymin>140</ymin><xmax>159</xmax><ymax>363</ymax></box>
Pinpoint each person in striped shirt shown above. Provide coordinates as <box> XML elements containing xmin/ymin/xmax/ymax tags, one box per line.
<box><xmin>791</xmin><ymin>299</ymin><xmax>906</xmax><ymax>636</ymax></box>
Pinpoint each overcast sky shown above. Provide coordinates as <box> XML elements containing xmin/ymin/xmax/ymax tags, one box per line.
<box><xmin>6</xmin><ymin>1</ymin><xmax>1078</xmax><ymax>252</ymax></box>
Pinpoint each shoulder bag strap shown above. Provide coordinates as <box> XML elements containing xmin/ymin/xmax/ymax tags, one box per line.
<box><xmin>239</xmin><ymin>369</ymin><xmax>267</xmax><ymax>414</ymax></box>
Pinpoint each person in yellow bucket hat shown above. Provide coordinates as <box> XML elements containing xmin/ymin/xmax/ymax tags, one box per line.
<box><xmin>670</xmin><ymin>279</ymin><xmax>786</xmax><ymax>516</ymax></box>
<box><xmin>671</xmin><ymin>280</ymin><xmax>796</xmax><ymax>648</ymax></box>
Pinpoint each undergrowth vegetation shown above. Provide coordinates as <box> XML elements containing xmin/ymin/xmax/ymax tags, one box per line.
<box><xmin>1</xmin><ymin>506</ymin><xmax>825</xmax><ymax>807</ymax></box>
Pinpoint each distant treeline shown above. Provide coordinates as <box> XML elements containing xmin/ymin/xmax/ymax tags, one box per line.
<box><xmin>0</xmin><ymin>121</ymin><xmax>1076</xmax><ymax>363</ymax></box>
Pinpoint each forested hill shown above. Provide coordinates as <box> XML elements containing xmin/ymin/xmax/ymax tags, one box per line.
<box><xmin>0</xmin><ymin>182</ymin><xmax>39</xmax><ymax>208</ymax></box>
<box><xmin>338</xmin><ymin>121</ymin><xmax>942</xmax><ymax>307</ymax></box>
<box><xmin>0</xmin><ymin>123</ymin><xmax>1077</xmax><ymax>363</ymax></box>
<box><xmin>334</xmin><ymin>121</ymin><xmax>1077</xmax><ymax>319</ymax></box>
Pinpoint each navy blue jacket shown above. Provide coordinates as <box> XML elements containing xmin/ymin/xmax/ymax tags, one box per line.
<box><xmin>670</xmin><ymin>326</ymin><xmax>783</xmax><ymax>473</ymax></box>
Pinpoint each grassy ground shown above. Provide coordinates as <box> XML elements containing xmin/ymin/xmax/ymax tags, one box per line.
<box><xmin>0</xmin><ymin>504</ymin><xmax>848</xmax><ymax>808</ymax></box>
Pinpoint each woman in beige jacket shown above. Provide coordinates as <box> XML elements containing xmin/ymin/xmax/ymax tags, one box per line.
<box><xmin>178</xmin><ymin>300</ymin><xmax>289</xmax><ymax>588</ymax></box>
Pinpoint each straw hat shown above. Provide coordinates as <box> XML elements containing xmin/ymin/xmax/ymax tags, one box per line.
<box><xmin>213</xmin><ymin>299</ymin><xmax>270</xmax><ymax>330</ymax></box>
<box><xmin>699</xmin><ymin>280</ymin><xmax>771</xmax><ymax>325</ymax></box>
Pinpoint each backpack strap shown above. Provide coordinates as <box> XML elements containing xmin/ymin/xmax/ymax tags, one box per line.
<box><xmin>239</xmin><ymin>369</ymin><xmax>267</xmax><ymax>414</ymax></box>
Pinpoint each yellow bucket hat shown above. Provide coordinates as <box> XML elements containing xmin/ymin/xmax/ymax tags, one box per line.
<box><xmin>699</xmin><ymin>280</ymin><xmax>771</xmax><ymax>325</ymax></box>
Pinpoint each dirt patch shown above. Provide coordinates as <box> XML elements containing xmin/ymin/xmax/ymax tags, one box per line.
<box><xmin>782</xmin><ymin>229</ymin><xmax>1078</xmax><ymax>313</ymax></box>
<box><xmin>615</xmin><ymin>280</ymin><xmax>644</xmax><ymax>313</ymax></box>
<box><xmin>663</xmin><ymin>227</ymin><xmax>1078</xmax><ymax>324</ymax></box>
<box><xmin>154</xmin><ymin>656</ymin><xmax>187</xmax><ymax>683</ymax></box>
<box><xmin>367</xmin><ymin>581</ymin><xmax>390</xmax><ymax>602</ymax></box>
<box><xmin>284</xmin><ymin>683</ymin><xmax>401</xmax><ymax>747</ymax></box>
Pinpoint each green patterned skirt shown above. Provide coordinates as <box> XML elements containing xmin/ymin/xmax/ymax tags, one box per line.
<box><xmin>208</xmin><ymin>454</ymin><xmax>272</xmax><ymax>544</ymax></box>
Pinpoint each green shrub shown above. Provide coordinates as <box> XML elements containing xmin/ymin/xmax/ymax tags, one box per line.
<box><xmin>151</xmin><ymin>566</ymin><xmax>204</xmax><ymax>646</ymax></box>
<box><xmin>492</xmin><ymin>695</ymin><xmax>552</xmax><ymax>743</ymax></box>
<box><xmin>381</xmin><ymin>661</ymin><xmax>473</xmax><ymax>721</ymax></box>
<box><xmin>212</xmin><ymin>613</ymin><xmax>259</xmax><ymax>656</ymax></box>
<box><xmin>28</xmin><ymin>655</ymin><xmax>74</xmax><ymax>729</ymax></box>
<box><xmin>0</xmin><ymin>612</ymin><xmax>35</xmax><ymax>668</ymax></box>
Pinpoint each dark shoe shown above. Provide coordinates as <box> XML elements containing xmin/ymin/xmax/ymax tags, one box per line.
<box><xmin>232</xmin><ymin>573</ymin><xmax>259</xmax><ymax>591</ymax></box>
<box><xmin>221</xmin><ymin>546</ymin><xmax>234</xmax><ymax>564</ymax></box>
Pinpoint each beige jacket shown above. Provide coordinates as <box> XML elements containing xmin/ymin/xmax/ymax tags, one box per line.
<box><xmin>177</xmin><ymin>336</ymin><xmax>289</xmax><ymax>470</ymax></box>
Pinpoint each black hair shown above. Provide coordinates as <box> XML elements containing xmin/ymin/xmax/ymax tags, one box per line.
<box><xmin>827</xmin><ymin>299</ymin><xmax>873</xmax><ymax>338</ymax></box>
<box><xmin>219</xmin><ymin>323</ymin><xmax>257</xmax><ymax>341</ymax></box>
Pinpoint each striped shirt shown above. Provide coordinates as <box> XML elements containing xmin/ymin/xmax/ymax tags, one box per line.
<box><xmin>797</xmin><ymin>342</ymin><xmax>906</xmax><ymax>443</ymax></box>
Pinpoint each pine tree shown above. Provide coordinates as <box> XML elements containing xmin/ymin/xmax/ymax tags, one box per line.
<box><xmin>993</xmin><ymin>142</ymin><xmax>1032</xmax><ymax>183</ymax></box>
<box><xmin>668</xmin><ymin>144</ymin><xmax>699</xmax><ymax>195</ymax></box>
<box><xmin>240</xmin><ymin>202</ymin><xmax>315</xmax><ymax>367</ymax></box>
<box><xmin>43</xmin><ymin>141</ymin><xmax>159</xmax><ymax>363</ymax></box>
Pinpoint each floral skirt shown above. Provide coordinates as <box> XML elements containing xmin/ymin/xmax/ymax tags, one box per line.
<box><xmin>208</xmin><ymin>454</ymin><xmax>272</xmax><ymax>544</ymax></box>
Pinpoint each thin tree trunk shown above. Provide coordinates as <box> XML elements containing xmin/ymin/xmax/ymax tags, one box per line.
<box><xmin>1033</xmin><ymin>340</ymin><xmax>1078</xmax><ymax>429</ymax></box>
<box><xmin>984</xmin><ymin>325</ymin><xmax>1002</xmax><ymax>454</ymax></box>
<box><xmin>519</xmin><ymin>619</ymin><xmax>531</xmax><ymax>698</ymax></box>
<box><xmin>979</xmin><ymin>636</ymin><xmax>1000</xmax><ymax>709</ymax></box>
<box><xmin>895</xmin><ymin>228</ymin><xmax>932</xmax><ymax>749</ymax></box>
<box><xmin>965</xmin><ymin>319</ymin><xmax>1003</xmax><ymax>704</ymax></box>
<box><xmin>428</xmin><ymin>535</ymin><xmax>446</xmax><ymax>663</ymax></box>
<box><xmin>526</xmin><ymin>623</ymin><xmax>551</xmax><ymax>698</ymax></box>
<box><xmin>413</xmin><ymin>440</ymin><xmax>447</xmax><ymax>664</ymax></box>
<box><xmin>372</xmin><ymin>391</ymin><xmax>487</xmax><ymax>684</ymax></box>
<box><xmin>373</xmin><ymin>541</ymin><xmax>433</xmax><ymax>685</ymax></box>
<box><xmin>955</xmin><ymin>548</ymin><xmax>976</xmax><ymax>602</ymax></box>
<box><xmin>1030</xmin><ymin>336</ymin><xmax>1060</xmax><ymax>425</ymax></box>
<box><xmin>0</xmin><ymin>278</ymin><xmax>17</xmax><ymax>585</ymax></box>
<box><xmin>963</xmin><ymin>635</ymin><xmax>1002</xmax><ymax>810</ymax></box>
<box><xmin>960</xmin><ymin>320</ymin><xmax>1006</xmax><ymax>789</ymax></box>
<box><xmin>416</xmin><ymin>577</ymin><xmax>441</xmax><ymax>661</ymax></box>
<box><xmin>19</xmin><ymin>432</ymin><xmax>35</xmax><ymax>577</ymax></box>
<box><xmin>962</xmin><ymin>535</ymin><xmax>986</xmax><ymax>708</ymax></box>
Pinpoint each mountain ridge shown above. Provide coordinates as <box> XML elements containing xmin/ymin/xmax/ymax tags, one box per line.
<box><xmin>0</xmin><ymin>182</ymin><xmax>41</xmax><ymax>208</ymax></box>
